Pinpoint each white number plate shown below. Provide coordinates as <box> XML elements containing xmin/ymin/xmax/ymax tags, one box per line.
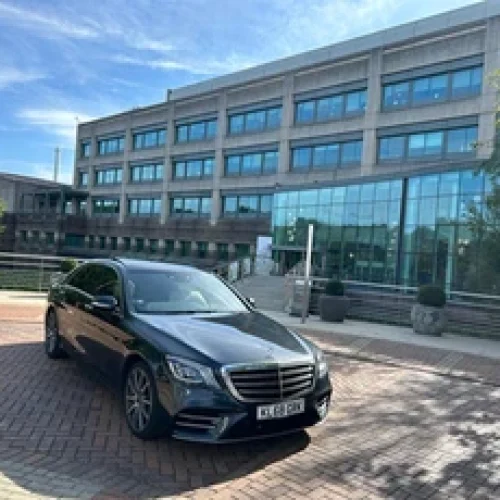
<box><xmin>256</xmin><ymin>399</ymin><xmax>305</xmax><ymax>420</ymax></box>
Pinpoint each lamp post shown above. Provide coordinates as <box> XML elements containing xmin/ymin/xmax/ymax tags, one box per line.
<box><xmin>301</xmin><ymin>224</ymin><xmax>314</xmax><ymax>324</ymax></box>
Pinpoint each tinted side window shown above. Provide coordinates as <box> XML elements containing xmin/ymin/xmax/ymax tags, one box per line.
<box><xmin>67</xmin><ymin>264</ymin><xmax>121</xmax><ymax>303</ymax></box>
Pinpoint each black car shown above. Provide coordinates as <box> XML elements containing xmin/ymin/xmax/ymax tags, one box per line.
<box><xmin>45</xmin><ymin>258</ymin><xmax>332</xmax><ymax>442</ymax></box>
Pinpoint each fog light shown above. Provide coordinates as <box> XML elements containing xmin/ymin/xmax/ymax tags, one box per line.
<box><xmin>316</xmin><ymin>397</ymin><xmax>330</xmax><ymax>420</ymax></box>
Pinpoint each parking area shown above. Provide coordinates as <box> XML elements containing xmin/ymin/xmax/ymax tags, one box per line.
<box><xmin>1</xmin><ymin>310</ymin><xmax>500</xmax><ymax>499</ymax></box>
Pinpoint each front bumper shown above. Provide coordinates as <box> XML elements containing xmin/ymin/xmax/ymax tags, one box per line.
<box><xmin>156</xmin><ymin>372</ymin><xmax>332</xmax><ymax>443</ymax></box>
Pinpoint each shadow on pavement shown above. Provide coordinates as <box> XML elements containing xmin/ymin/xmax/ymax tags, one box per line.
<box><xmin>0</xmin><ymin>339</ymin><xmax>311</xmax><ymax>498</ymax></box>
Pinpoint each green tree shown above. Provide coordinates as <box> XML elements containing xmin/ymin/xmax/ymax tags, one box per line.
<box><xmin>466</xmin><ymin>70</ymin><xmax>500</xmax><ymax>294</ymax></box>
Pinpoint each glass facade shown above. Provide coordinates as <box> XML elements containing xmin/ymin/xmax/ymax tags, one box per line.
<box><xmin>228</xmin><ymin>106</ymin><xmax>282</xmax><ymax>135</ymax></box>
<box><xmin>383</xmin><ymin>65</ymin><xmax>483</xmax><ymax>110</ymax></box>
<box><xmin>296</xmin><ymin>89</ymin><xmax>367</xmax><ymax>124</ymax></box>
<box><xmin>272</xmin><ymin>168</ymin><xmax>497</xmax><ymax>294</ymax></box>
<box><xmin>81</xmin><ymin>141</ymin><xmax>91</xmax><ymax>158</ymax></box>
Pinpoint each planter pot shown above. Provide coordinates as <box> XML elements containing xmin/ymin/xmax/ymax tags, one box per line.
<box><xmin>319</xmin><ymin>295</ymin><xmax>350</xmax><ymax>322</ymax></box>
<box><xmin>411</xmin><ymin>303</ymin><xmax>447</xmax><ymax>336</ymax></box>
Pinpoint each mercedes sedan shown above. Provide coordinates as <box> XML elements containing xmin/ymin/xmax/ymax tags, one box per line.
<box><xmin>45</xmin><ymin>258</ymin><xmax>332</xmax><ymax>442</ymax></box>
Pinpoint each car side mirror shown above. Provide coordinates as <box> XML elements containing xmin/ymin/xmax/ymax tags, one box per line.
<box><xmin>91</xmin><ymin>295</ymin><xmax>118</xmax><ymax>312</ymax></box>
<box><xmin>247</xmin><ymin>297</ymin><xmax>256</xmax><ymax>308</ymax></box>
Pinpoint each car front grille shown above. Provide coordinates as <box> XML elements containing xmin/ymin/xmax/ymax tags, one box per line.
<box><xmin>224</xmin><ymin>363</ymin><xmax>315</xmax><ymax>403</ymax></box>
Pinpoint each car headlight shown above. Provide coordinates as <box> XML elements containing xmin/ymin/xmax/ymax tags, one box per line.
<box><xmin>316</xmin><ymin>350</ymin><xmax>329</xmax><ymax>379</ymax></box>
<box><xmin>165</xmin><ymin>356</ymin><xmax>220</xmax><ymax>388</ymax></box>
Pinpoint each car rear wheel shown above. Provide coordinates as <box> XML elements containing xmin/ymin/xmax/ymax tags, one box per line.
<box><xmin>123</xmin><ymin>360</ymin><xmax>169</xmax><ymax>440</ymax></box>
<box><xmin>45</xmin><ymin>310</ymin><xmax>66</xmax><ymax>359</ymax></box>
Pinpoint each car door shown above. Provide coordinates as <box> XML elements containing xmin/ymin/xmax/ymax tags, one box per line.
<box><xmin>81</xmin><ymin>263</ymin><xmax>132</xmax><ymax>385</ymax></box>
<box><xmin>60</xmin><ymin>264</ymin><xmax>95</xmax><ymax>359</ymax></box>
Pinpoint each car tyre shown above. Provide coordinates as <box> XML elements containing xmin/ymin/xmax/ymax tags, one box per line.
<box><xmin>123</xmin><ymin>360</ymin><xmax>170</xmax><ymax>440</ymax></box>
<box><xmin>45</xmin><ymin>309</ymin><xmax>66</xmax><ymax>359</ymax></box>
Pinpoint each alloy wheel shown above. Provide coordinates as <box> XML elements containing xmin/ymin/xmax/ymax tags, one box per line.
<box><xmin>125</xmin><ymin>366</ymin><xmax>153</xmax><ymax>433</ymax></box>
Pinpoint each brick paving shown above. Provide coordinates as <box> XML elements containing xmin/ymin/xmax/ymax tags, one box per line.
<box><xmin>0</xmin><ymin>316</ymin><xmax>500</xmax><ymax>498</ymax></box>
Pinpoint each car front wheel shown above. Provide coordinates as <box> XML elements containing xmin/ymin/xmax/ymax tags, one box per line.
<box><xmin>123</xmin><ymin>360</ymin><xmax>169</xmax><ymax>440</ymax></box>
<box><xmin>45</xmin><ymin>310</ymin><xmax>66</xmax><ymax>359</ymax></box>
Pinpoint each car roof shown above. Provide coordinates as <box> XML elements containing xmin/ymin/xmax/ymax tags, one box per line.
<box><xmin>90</xmin><ymin>258</ymin><xmax>199</xmax><ymax>273</ymax></box>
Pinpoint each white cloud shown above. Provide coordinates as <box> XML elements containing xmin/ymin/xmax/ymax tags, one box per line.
<box><xmin>0</xmin><ymin>1</ymin><xmax>98</xmax><ymax>39</ymax></box>
<box><xmin>111</xmin><ymin>52</ymin><xmax>263</xmax><ymax>76</ymax></box>
<box><xmin>16</xmin><ymin>108</ymin><xmax>93</xmax><ymax>146</ymax></box>
<box><xmin>0</xmin><ymin>68</ymin><xmax>45</xmax><ymax>90</ymax></box>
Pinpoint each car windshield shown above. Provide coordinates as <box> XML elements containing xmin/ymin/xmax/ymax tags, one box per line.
<box><xmin>126</xmin><ymin>268</ymin><xmax>249</xmax><ymax>314</ymax></box>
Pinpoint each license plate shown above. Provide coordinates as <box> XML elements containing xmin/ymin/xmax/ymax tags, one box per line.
<box><xmin>257</xmin><ymin>399</ymin><xmax>305</xmax><ymax>420</ymax></box>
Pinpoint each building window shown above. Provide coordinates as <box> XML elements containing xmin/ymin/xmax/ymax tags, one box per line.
<box><xmin>135</xmin><ymin>238</ymin><xmax>144</xmax><ymax>252</ymax></box>
<box><xmin>133</xmin><ymin>128</ymin><xmax>166</xmax><ymax>150</ymax></box>
<box><xmin>382</xmin><ymin>65</ymin><xmax>483</xmax><ymax>111</ymax></box>
<box><xmin>451</xmin><ymin>67</ymin><xmax>483</xmax><ymax>99</ymax></box>
<box><xmin>180</xmin><ymin>241</ymin><xmax>192</xmax><ymax>257</ymax></box>
<box><xmin>291</xmin><ymin>140</ymin><xmax>362</xmax><ymax>170</ymax></box>
<box><xmin>164</xmin><ymin>240</ymin><xmax>174</xmax><ymax>255</ymax></box>
<box><xmin>78</xmin><ymin>200</ymin><xmax>87</xmax><ymax>215</ymax></box>
<box><xmin>95</xmin><ymin>167</ymin><xmax>122</xmax><ymax>185</ymax></box>
<box><xmin>78</xmin><ymin>171</ymin><xmax>89</xmax><ymax>187</ymax></box>
<box><xmin>20</xmin><ymin>230</ymin><xmax>27</xmax><ymax>242</ymax></box>
<box><xmin>32</xmin><ymin>230</ymin><xmax>40</xmax><ymax>242</ymax></box>
<box><xmin>222</xmin><ymin>194</ymin><xmax>272</xmax><ymax>217</ymax></box>
<box><xmin>378</xmin><ymin>126</ymin><xmax>478</xmax><ymax>163</ymax></box>
<box><xmin>149</xmin><ymin>239</ymin><xmax>158</xmax><ymax>253</ymax></box>
<box><xmin>295</xmin><ymin>89</ymin><xmax>367</xmax><ymax>124</ymax></box>
<box><xmin>225</xmin><ymin>150</ymin><xmax>278</xmax><ymax>176</ymax></box>
<box><xmin>81</xmin><ymin>141</ymin><xmax>91</xmax><ymax>158</ymax></box>
<box><xmin>170</xmin><ymin>196</ymin><xmax>212</xmax><ymax>217</ymax></box>
<box><xmin>92</xmin><ymin>198</ymin><xmax>120</xmax><ymax>216</ymax></box>
<box><xmin>88</xmin><ymin>235</ymin><xmax>95</xmax><ymax>249</ymax></box>
<box><xmin>99</xmin><ymin>236</ymin><xmax>106</xmax><ymax>250</ymax></box>
<box><xmin>97</xmin><ymin>136</ymin><xmax>125</xmax><ymax>155</ymax></box>
<box><xmin>228</xmin><ymin>106</ymin><xmax>282</xmax><ymax>135</ymax></box>
<box><xmin>379</xmin><ymin>136</ymin><xmax>406</xmax><ymax>161</ymax></box>
<box><xmin>64</xmin><ymin>234</ymin><xmax>85</xmax><ymax>248</ymax></box>
<box><xmin>110</xmin><ymin>237</ymin><xmax>117</xmax><ymax>250</ymax></box>
<box><xmin>123</xmin><ymin>237</ymin><xmax>131</xmax><ymax>251</ymax></box>
<box><xmin>128</xmin><ymin>198</ymin><xmax>161</xmax><ymax>216</ymax></box>
<box><xmin>217</xmin><ymin>243</ymin><xmax>229</xmax><ymax>261</ymax></box>
<box><xmin>45</xmin><ymin>232</ymin><xmax>55</xmax><ymax>245</ymax></box>
<box><xmin>130</xmin><ymin>163</ymin><xmax>163</xmax><ymax>183</ymax></box>
<box><xmin>173</xmin><ymin>158</ymin><xmax>214</xmax><ymax>180</ymax></box>
<box><xmin>176</xmin><ymin>119</ymin><xmax>217</xmax><ymax>143</ymax></box>
<box><xmin>197</xmin><ymin>241</ymin><xmax>208</xmax><ymax>258</ymax></box>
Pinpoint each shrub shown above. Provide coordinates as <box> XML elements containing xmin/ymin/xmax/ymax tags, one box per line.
<box><xmin>60</xmin><ymin>258</ymin><xmax>78</xmax><ymax>273</ymax></box>
<box><xmin>323</xmin><ymin>280</ymin><xmax>345</xmax><ymax>296</ymax></box>
<box><xmin>417</xmin><ymin>285</ymin><xmax>446</xmax><ymax>308</ymax></box>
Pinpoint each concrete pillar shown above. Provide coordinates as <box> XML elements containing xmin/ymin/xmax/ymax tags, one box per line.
<box><xmin>162</xmin><ymin>106</ymin><xmax>175</xmax><ymax>224</ymax></box>
<box><xmin>278</xmin><ymin>74</ymin><xmax>294</xmax><ymax>179</ymax></box>
<box><xmin>119</xmin><ymin>125</ymin><xmax>132</xmax><ymax>224</ymax></box>
<box><xmin>211</xmin><ymin>92</ymin><xmax>227</xmax><ymax>226</ymax></box>
<box><xmin>362</xmin><ymin>49</ymin><xmax>383</xmax><ymax>176</ymax></box>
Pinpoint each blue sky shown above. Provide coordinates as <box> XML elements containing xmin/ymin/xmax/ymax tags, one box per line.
<box><xmin>0</xmin><ymin>0</ymin><xmax>479</xmax><ymax>184</ymax></box>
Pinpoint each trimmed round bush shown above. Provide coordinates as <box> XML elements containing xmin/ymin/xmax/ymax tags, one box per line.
<box><xmin>60</xmin><ymin>258</ymin><xmax>78</xmax><ymax>273</ymax></box>
<box><xmin>417</xmin><ymin>285</ymin><xmax>446</xmax><ymax>308</ymax></box>
<box><xmin>324</xmin><ymin>280</ymin><xmax>345</xmax><ymax>296</ymax></box>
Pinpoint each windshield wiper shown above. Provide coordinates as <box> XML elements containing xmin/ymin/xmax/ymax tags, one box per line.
<box><xmin>159</xmin><ymin>310</ymin><xmax>222</xmax><ymax>315</ymax></box>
